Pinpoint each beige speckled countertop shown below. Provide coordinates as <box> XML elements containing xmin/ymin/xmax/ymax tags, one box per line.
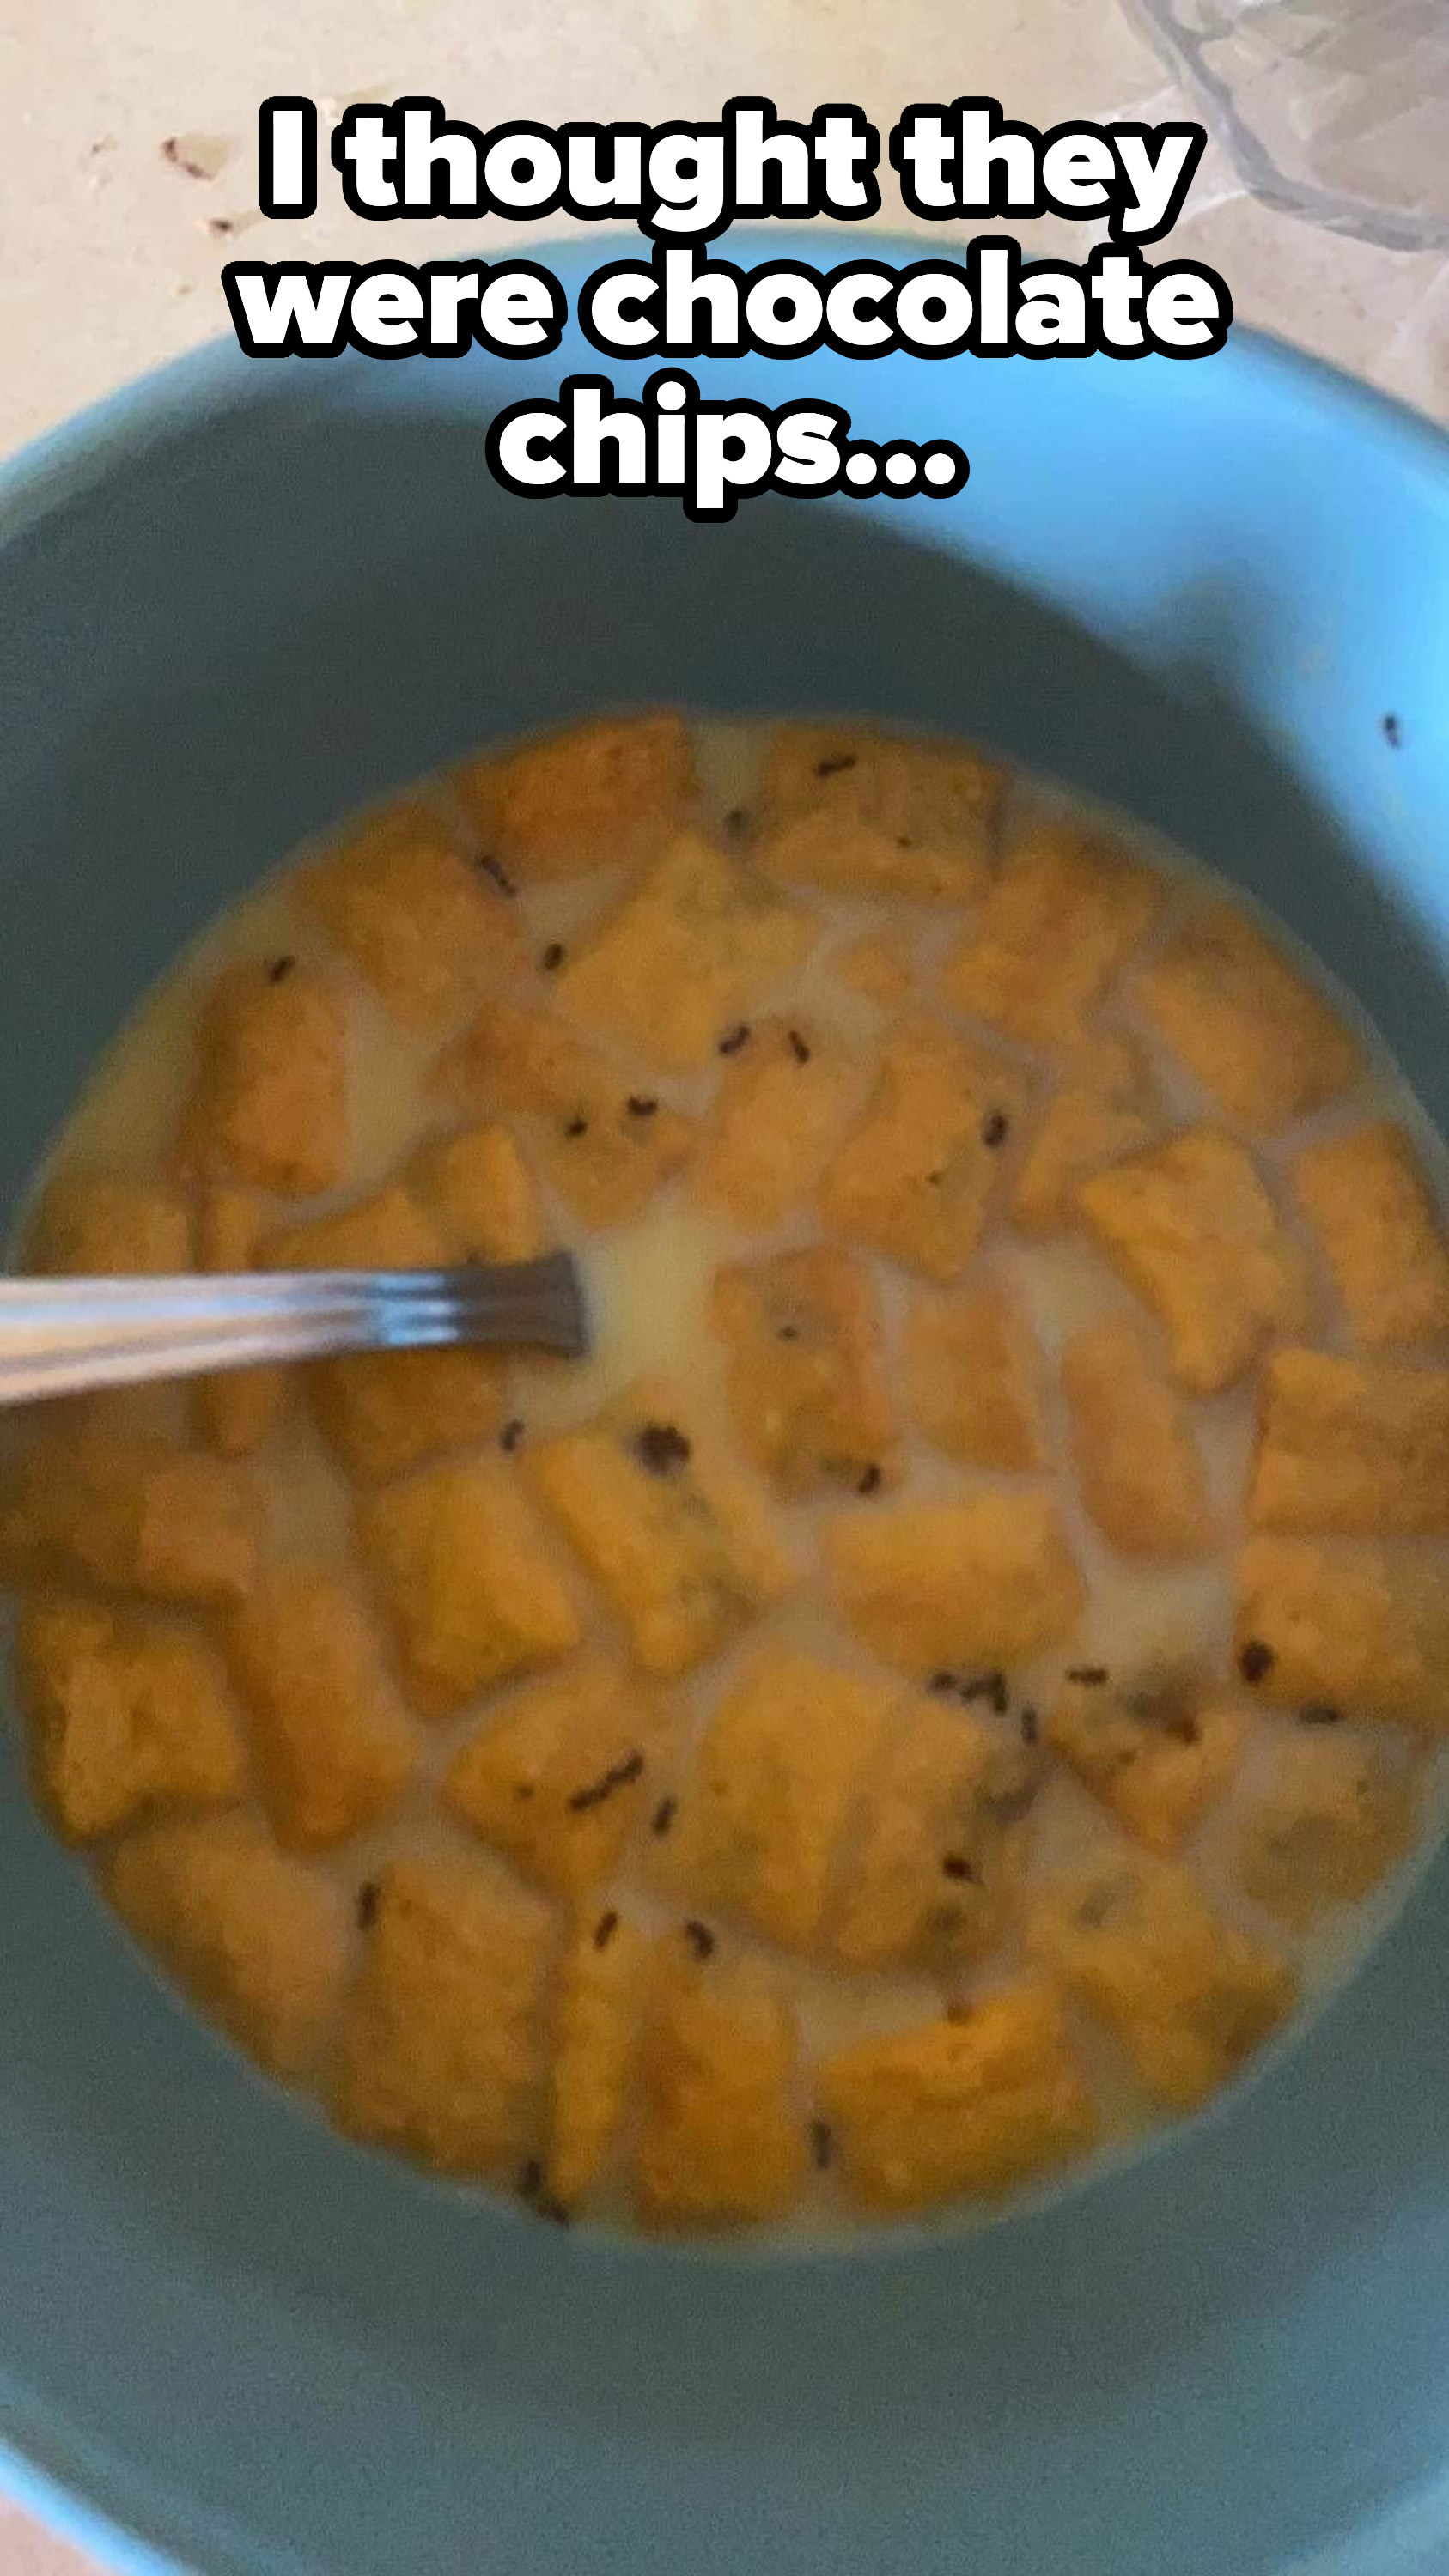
<box><xmin>0</xmin><ymin>2</ymin><xmax>1445</xmax><ymax>2570</ymax></box>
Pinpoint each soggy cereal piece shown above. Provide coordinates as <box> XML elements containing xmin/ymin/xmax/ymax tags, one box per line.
<box><xmin>107</xmin><ymin>1813</ymin><xmax>346</xmax><ymax>2080</ymax></box>
<box><xmin>756</xmin><ymin>722</ymin><xmax>1004</xmax><ymax>903</ymax></box>
<box><xmin>819</xmin><ymin>1981</ymin><xmax>1097</xmax><ymax>2213</ymax></box>
<box><xmin>30</xmin><ymin>1171</ymin><xmax>191</xmax><ymax>1275</ymax></box>
<box><xmin>334</xmin><ymin>1854</ymin><xmax>556</xmax><ymax>2177</ymax></box>
<box><xmin>301</xmin><ymin>797</ymin><xmax>521</xmax><ymax>1031</ymax></box>
<box><xmin>0</xmin><ymin>1420</ymin><xmax>259</xmax><ymax>1605</ymax></box>
<box><xmin>527</xmin><ymin>1384</ymin><xmax>796</xmax><ymax>1677</ymax></box>
<box><xmin>452</xmin><ymin>710</ymin><xmax>695</xmax><ymax>879</ymax></box>
<box><xmin>194</xmin><ymin>1187</ymin><xmax>287</xmax><ymax>1457</ymax></box>
<box><xmin>1044</xmin><ymin>1668</ymin><xmax>1240</xmax><ymax>1855</ymax></box>
<box><xmin>832</xmin><ymin>1696</ymin><xmax>1041</xmax><ymax>1971</ymax></box>
<box><xmin>1062</xmin><ymin>1315</ymin><xmax>1214</xmax><ymax>1558</ymax></box>
<box><xmin>436</xmin><ymin>1001</ymin><xmax>694</xmax><ymax>1229</ymax></box>
<box><xmin>691</xmin><ymin>1018</ymin><xmax>861</xmax><ymax>1231</ymax></box>
<box><xmin>225</xmin><ymin>1567</ymin><xmax>417</xmax><ymax>1850</ymax></box>
<box><xmin>829</xmin><ymin>1491</ymin><xmax>1083</xmax><ymax>1673</ymax></box>
<box><xmin>407</xmin><ymin>1121</ymin><xmax>547</xmax><ymax>1262</ymax></box>
<box><xmin>635</xmin><ymin>1957</ymin><xmax>806</xmax><ymax>2228</ymax></box>
<box><xmin>1235</xmin><ymin>1730</ymin><xmax>1418</xmax><ymax>1929</ymax></box>
<box><xmin>1079</xmin><ymin>1128</ymin><xmax>1307</xmax><ymax>1394</ymax></box>
<box><xmin>445</xmin><ymin>1657</ymin><xmax>663</xmax><ymax>1901</ymax></box>
<box><xmin>1291</xmin><ymin>1121</ymin><xmax>1449</xmax><ymax>1348</ymax></box>
<box><xmin>679</xmin><ymin>1650</ymin><xmax>898</xmax><ymax>1951</ymax></box>
<box><xmin>359</xmin><ymin>1458</ymin><xmax>581</xmax><ymax>1715</ymax></box>
<box><xmin>940</xmin><ymin>817</ymin><xmax>1160</xmax><ymax>1049</ymax></box>
<box><xmin>15</xmin><ymin>1590</ymin><xmax>245</xmax><ymax>1842</ymax></box>
<box><xmin>1250</xmin><ymin>1348</ymin><xmax>1449</xmax><ymax>1535</ymax></box>
<box><xmin>829</xmin><ymin>929</ymin><xmax>916</xmax><ymax>1011</ymax></box>
<box><xmin>819</xmin><ymin>1018</ymin><xmax>1033</xmax><ymax>1284</ymax></box>
<box><xmin>1234</xmin><ymin>1535</ymin><xmax>1449</xmax><ymax>1729</ymax></box>
<box><xmin>711</xmin><ymin>1245</ymin><xmax>899</xmax><ymax>1498</ymax></box>
<box><xmin>1030</xmin><ymin>1855</ymin><xmax>1295</xmax><ymax>2111</ymax></box>
<box><xmin>178</xmin><ymin>960</ymin><xmax>347</xmax><ymax>1197</ymax></box>
<box><xmin>1009</xmin><ymin>1086</ymin><xmax>1158</xmax><ymax>1237</ymax></box>
<box><xmin>548</xmin><ymin>1910</ymin><xmax>655</xmax><ymax>2207</ymax></box>
<box><xmin>1137</xmin><ymin>901</ymin><xmax>1359</xmax><ymax>1131</ymax></box>
<box><xmin>555</xmin><ymin>831</ymin><xmax>817</xmax><ymax>1071</ymax></box>
<box><xmin>903</xmin><ymin>1282</ymin><xmax>1046</xmax><ymax>1473</ymax></box>
<box><xmin>272</xmin><ymin>1184</ymin><xmax>505</xmax><ymax>1480</ymax></box>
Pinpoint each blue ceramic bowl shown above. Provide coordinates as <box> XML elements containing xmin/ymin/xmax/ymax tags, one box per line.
<box><xmin>3</xmin><ymin>235</ymin><xmax>1449</xmax><ymax>2576</ymax></box>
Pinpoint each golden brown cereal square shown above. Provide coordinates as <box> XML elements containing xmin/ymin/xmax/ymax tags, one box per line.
<box><xmin>1044</xmin><ymin>1668</ymin><xmax>1240</xmax><ymax>1855</ymax></box>
<box><xmin>436</xmin><ymin>1001</ymin><xmax>695</xmax><ymax>1229</ymax></box>
<box><xmin>756</xmin><ymin>722</ymin><xmax>1004</xmax><ymax>902</ymax></box>
<box><xmin>193</xmin><ymin>1186</ymin><xmax>288</xmax><ymax>1458</ymax></box>
<box><xmin>15</xmin><ymin>1590</ymin><xmax>245</xmax><ymax>1842</ymax></box>
<box><xmin>1137</xmin><ymin>901</ymin><xmax>1359</xmax><ymax>1131</ymax></box>
<box><xmin>634</xmin><ymin>1956</ymin><xmax>806</xmax><ymax>2228</ymax></box>
<box><xmin>106</xmin><ymin>1813</ymin><xmax>347</xmax><ymax>2080</ymax></box>
<box><xmin>1250</xmin><ymin>1348</ymin><xmax>1449</xmax><ymax>1535</ymax></box>
<box><xmin>1079</xmin><ymin>1127</ymin><xmax>1307</xmax><ymax>1394</ymax></box>
<box><xmin>832</xmin><ymin>1695</ymin><xmax>1042</xmax><ymax>1971</ymax></box>
<box><xmin>30</xmin><ymin>1172</ymin><xmax>192</xmax><ymax>1276</ymax></box>
<box><xmin>1030</xmin><ymin>1855</ymin><xmax>1295</xmax><ymax>2111</ymax></box>
<box><xmin>678</xmin><ymin>1650</ymin><xmax>898</xmax><ymax>1951</ymax></box>
<box><xmin>819</xmin><ymin>1981</ymin><xmax>1097</xmax><ymax>2213</ymax></box>
<box><xmin>301</xmin><ymin>797</ymin><xmax>522</xmax><ymax>1031</ymax></box>
<box><xmin>0</xmin><ymin>1420</ymin><xmax>259</xmax><ymax>1605</ymax></box>
<box><xmin>177</xmin><ymin>960</ymin><xmax>347</xmax><ymax>1197</ymax></box>
<box><xmin>1062</xmin><ymin>1314</ymin><xmax>1214</xmax><ymax>1558</ymax></box>
<box><xmin>1235</xmin><ymin>1535</ymin><xmax>1449</xmax><ymax>1729</ymax></box>
<box><xmin>1009</xmin><ymin>1086</ymin><xmax>1158</xmax><ymax>1238</ymax></box>
<box><xmin>548</xmin><ymin>1910</ymin><xmax>655</xmax><ymax>2208</ymax></box>
<box><xmin>819</xmin><ymin>1018</ymin><xmax>1034</xmax><ymax>1284</ymax></box>
<box><xmin>903</xmin><ymin>1281</ymin><xmax>1047</xmax><ymax>1473</ymax></box>
<box><xmin>1291</xmin><ymin>1121</ymin><xmax>1449</xmax><ymax>1348</ymax></box>
<box><xmin>711</xmin><ymin>1244</ymin><xmax>899</xmax><ymax>1498</ymax></box>
<box><xmin>828</xmin><ymin>1491</ymin><xmax>1084</xmax><ymax>1674</ymax></box>
<box><xmin>828</xmin><ymin>930</ymin><xmax>916</xmax><ymax>1012</ymax></box>
<box><xmin>407</xmin><ymin>1121</ymin><xmax>547</xmax><ymax>1262</ymax></box>
<box><xmin>1234</xmin><ymin>1728</ymin><xmax>1419</xmax><ymax>1928</ymax></box>
<box><xmin>939</xmin><ymin>817</ymin><xmax>1160</xmax><ymax>1048</ymax></box>
<box><xmin>690</xmin><ymin>1018</ymin><xmax>861</xmax><ymax>1231</ymax></box>
<box><xmin>527</xmin><ymin>1382</ymin><xmax>796</xmax><ymax>1678</ymax></box>
<box><xmin>333</xmin><ymin>1854</ymin><xmax>556</xmax><ymax>2177</ymax></box>
<box><xmin>445</xmin><ymin>1656</ymin><xmax>663</xmax><ymax>1901</ymax></box>
<box><xmin>555</xmin><ymin>831</ymin><xmax>818</xmax><ymax>1071</ymax></box>
<box><xmin>359</xmin><ymin>1458</ymin><xmax>581</xmax><ymax>1715</ymax></box>
<box><xmin>225</xmin><ymin>1567</ymin><xmax>417</xmax><ymax>1850</ymax></box>
<box><xmin>452</xmin><ymin>710</ymin><xmax>695</xmax><ymax>879</ymax></box>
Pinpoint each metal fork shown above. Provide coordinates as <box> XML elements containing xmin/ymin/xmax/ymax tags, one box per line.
<box><xmin>0</xmin><ymin>1255</ymin><xmax>589</xmax><ymax>1406</ymax></box>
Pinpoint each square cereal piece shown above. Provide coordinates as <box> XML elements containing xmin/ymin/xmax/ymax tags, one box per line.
<box><xmin>436</xmin><ymin>1001</ymin><xmax>694</xmax><ymax>1229</ymax></box>
<box><xmin>819</xmin><ymin>1018</ymin><xmax>1033</xmax><ymax>1284</ymax></box>
<box><xmin>177</xmin><ymin>960</ymin><xmax>347</xmax><ymax>1198</ymax></box>
<box><xmin>555</xmin><ymin>831</ymin><xmax>818</xmax><ymax>1071</ymax></box>
<box><xmin>1044</xmin><ymin>1667</ymin><xmax>1241</xmax><ymax>1856</ymax></box>
<box><xmin>194</xmin><ymin>1187</ymin><xmax>287</xmax><ymax>1457</ymax></box>
<box><xmin>334</xmin><ymin>1854</ymin><xmax>556</xmax><ymax>2177</ymax></box>
<box><xmin>452</xmin><ymin>710</ymin><xmax>695</xmax><ymax>879</ymax></box>
<box><xmin>827</xmin><ymin>930</ymin><xmax>916</xmax><ymax>1012</ymax></box>
<box><xmin>832</xmin><ymin>1696</ymin><xmax>1042</xmax><ymax>1971</ymax></box>
<box><xmin>819</xmin><ymin>1980</ymin><xmax>1097</xmax><ymax>2214</ymax></box>
<box><xmin>1235</xmin><ymin>1534</ymin><xmax>1449</xmax><ymax>1729</ymax></box>
<box><xmin>105</xmin><ymin>1813</ymin><xmax>347</xmax><ymax>2080</ymax></box>
<box><xmin>634</xmin><ymin>1954</ymin><xmax>806</xmax><ymax>2229</ymax></box>
<box><xmin>547</xmin><ymin>1909</ymin><xmax>656</xmax><ymax>2207</ymax></box>
<box><xmin>1137</xmin><ymin>900</ymin><xmax>1359</xmax><ymax>1131</ymax></box>
<box><xmin>711</xmin><ymin>1244</ymin><xmax>899</xmax><ymax>1498</ymax></box>
<box><xmin>527</xmin><ymin>1383</ymin><xmax>796</xmax><ymax>1678</ymax></box>
<box><xmin>904</xmin><ymin>1282</ymin><xmax>1046</xmax><ymax>1473</ymax></box>
<box><xmin>678</xmin><ymin>1650</ymin><xmax>898</xmax><ymax>1951</ymax></box>
<box><xmin>301</xmin><ymin>797</ymin><xmax>522</xmax><ymax>1031</ymax></box>
<box><xmin>1234</xmin><ymin>1729</ymin><xmax>1419</xmax><ymax>1929</ymax></box>
<box><xmin>445</xmin><ymin>1656</ymin><xmax>663</xmax><ymax>1901</ymax></box>
<box><xmin>272</xmin><ymin>1183</ymin><xmax>505</xmax><ymax>1480</ymax></box>
<box><xmin>828</xmin><ymin>1491</ymin><xmax>1084</xmax><ymax>1674</ymax></box>
<box><xmin>29</xmin><ymin>1171</ymin><xmax>191</xmax><ymax>1275</ymax></box>
<box><xmin>756</xmin><ymin>721</ymin><xmax>1004</xmax><ymax>902</ymax></box>
<box><xmin>939</xmin><ymin>817</ymin><xmax>1160</xmax><ymax>1049</ymax></box>
<box><xmin>407</xmin><ymin>1121</ymin><xmax>547</xmax><ymax>1262</ymax></box>
<box><xmin>1029</xmin><ymin>1854</ymin><xmax>1295</xmax><ymax>2111</ymax></box>
<box><xmin>1292</xmin><ymin>1121</ymin><xmax>1449</xmax><ymax>1348</ymax></box>
<box><xmin>0</xmin><ymin>1420</ymin><xmax>259</xmax><ymax>1605</ymax></box>
<box><xmin>1250</xmin><ymin>1347</ymin><xmax>1449</xmax><ymax>1535</ymax></box>
<box><xmin>1009</xmin><ymin>1086</ymin><xmax>1158</xmax><ymax>1237</ymax></box>
<box><xmin>225</xmin><ymin>1567</ymin><xmax>417</xmax><ymax>1850</ymax></box>
<box><xmin>15</xmin><ymin>1589</ymin><xmax>245</xmax><ymax>1842</ymax></box>
<box><xmin>1079</xmin><ymin>1127</ymin><xmax>1307</xmax><ymax>1394</ymax></box>
<box><xmin>690</xmin><ymin>1018</ymin><xmax>861</xmax><ymax>1231</ymax></box>
<box><xmin>1062</xmin><ymin>1314</ymin><xmax>1214</xmax><ymax>1558</ymax></box>
<box><xmin>359</xmin><ymin>1457</ymin><xmax>581</xmax><ymax>1715</ymax></box>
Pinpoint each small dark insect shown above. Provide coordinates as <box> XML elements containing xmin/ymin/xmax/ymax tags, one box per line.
<box><xmin>1239</xmin><ymin>1640</ymin><xmax>1275</xmax><ymax>1685</ymax></box>
<box><xmin>1067</xmin><ymin>1665</ymin><xmax>1109</xmax><ymax>1687</ymax></box>
<box><xmin>477</xmin><ymin>853</ymin><xmax>517</xmax><ymax>897</ymax></box>
<box><xmin>718</xmin><ymin>1022</ymin><xmax>752</xmax><ymax>1056</ymax></box>
<box><xmin>856</xmin><ymin>1462</ymin><xmax>882</xmax><ymax>1497</ymax></box>
<box><xmin>1019</xmin><ymin>1704</ymin><xmax>1039</xmax><ymax>1747</ymax></box>
<box><xmin>810</xmin><ymin>2117</ymin><xmax>835</xmax><ymax>2172</ymax></box>
<box><xmin>540</xmin><ymin>941</ymin><xmax>566</xmax><ymax>973</ymax></box>
<box><xmin>635</xmin><ymin>1420</ymin><xmax>691</xmax><ymax>1475</ymax></box>
<box><xmin>161</xmin><ymin>134</ymin><xmax>212</xmax><ymax>179</ymax></box>
<box><xmin>1382</xmin><ymin>713</ymin><xmax>1403</xmax><ymax>749</ymax></box>
<box><xmin>683</xmin><ymin>1918</ymin><xmax>715</xmax><ymax>1961</ymax></box>
<box><xmin>204</xmin><ymin>214</ymin><xmax>238</xmax><ymax>237</ymax></box>
<box><xmin>267</xmin><ymin>955</ymin><xmax>297</xmax><ymax>984</ymax></box>
<box><xmin>926</xmin><ymin>1170</ymin><xmax>945</xmax><ymax>1188</ymax></box>
<box><xmin>788</xmin><ymin>1029</ymin><xmax>813</xmax><ymax>1066</ymax></box>
<box><xmin>895</xmin><ymin>835</ymin><xmax>916</xmax><ymax>851</ymax></box>
<box><xmin>514</xmin><ymin>1782</ymin><xmax>536</xmax><ymax>1801</ymax></box>
<box><xmin>776</xmin><ymin>1322</ymin><xmax>800</xmax><ymax>1343</ymax></box>
<box><xmin>568</xmin><ymin>1750</ymin><xmax>645</xmax><ymax>1814</ymax></box>
<box><xmin>941</xmin><ymin>1852</ymin><xmax>977</xmax><ymax>1881</ymax></box>
<box><xmin>981</xmin><ymin>1109</ymin><xmax>1009</xmax><ymax>1150</ymax></box>
<box><xmin>516</xmin><ymin>2159</ymin><xmax>544</xmax><ymax>2200</ymax></box>
<box><xmin>626</xmin><ymin>1094</ymin><xmax>660</xmax><ymax>1120</ymax></box>
<box><xmin>593</xmin><ymin>1909</ymin><xmax>619</xmax><ymax>1951</ymax></box>
<box><xmin>928</xmin><ymin>1670</ymin><xmax>959</xmax><ymax>1696</ymax></box>
<box><xmin>499</xmin><ymin>1418</ymin><xmax>526</xmax><ymax>1455</ymax></box>
<box><xmin>1300</xmin><ymin>1703</ymin><xmax>1344</xmax><ymax>1727</ymax></box>
<box><xmin>356</xmin><ymin>1880</ymin><xmax>381</xmax><ymax>1929</ymax></box>
<box><xmin>959</xmin><ymin>1670</ymin><xmax>1007</xmax><ymax>1710</ymax></box>
<box><xmin>651</xmin><ymin>1795</ymin><xmax>678</xmax><ymax>1838</ymax></box>
<box><xmin>815</xmin><ymin>753</ymin><xmax>857</xmax><ymax>778</ymax></box>
<box><xmin>563</xmin><ymin>1114</ymin><xmax>589</xmax><ymax>1139</ymax></box>
<box><xmin>724</xmin><ymin>806</ymin><xmax>748</xmax><ymax>836</ymax></box>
